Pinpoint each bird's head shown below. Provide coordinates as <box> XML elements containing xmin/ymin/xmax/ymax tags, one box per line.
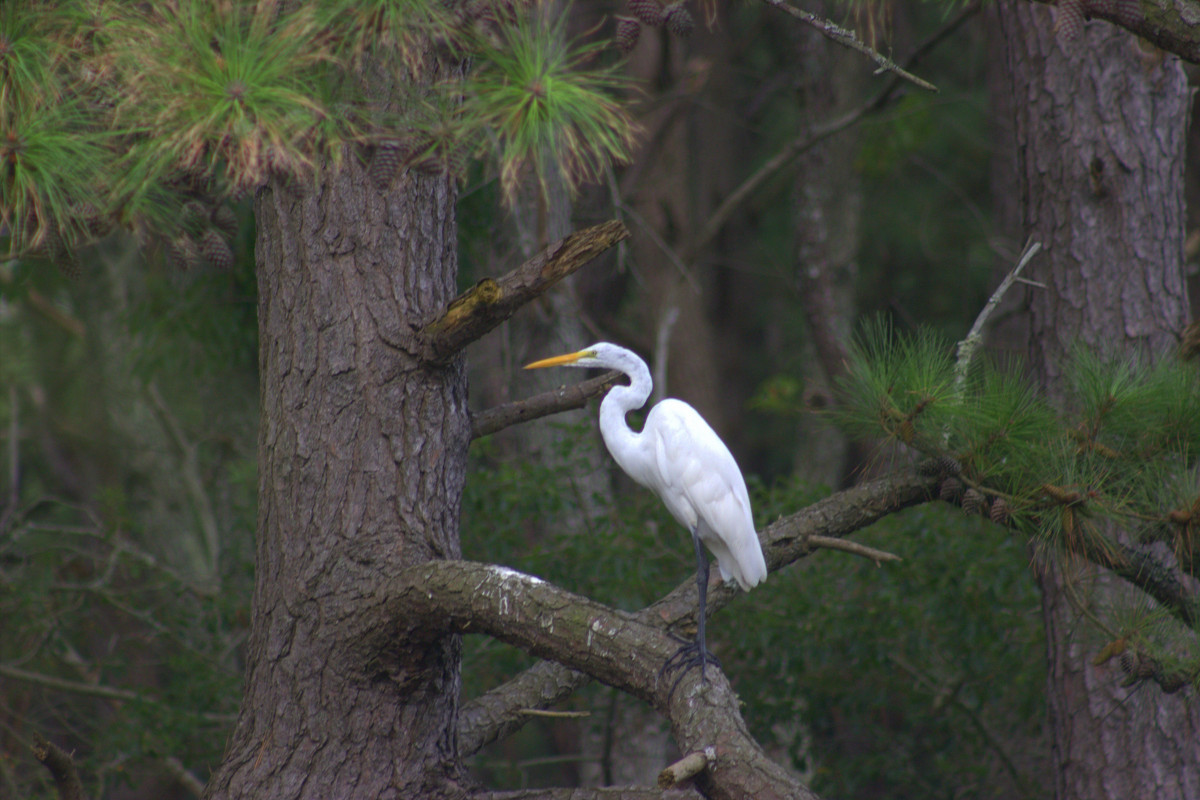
<box><xmin>524</xmin><ymin>342</ymin><xmax>626</xmax><ymax>371</ymax></box>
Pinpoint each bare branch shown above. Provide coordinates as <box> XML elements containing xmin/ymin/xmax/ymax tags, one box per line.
<box><xmin>0</xmin><ymin>663</ymin><xmax>235</xmax><ymax>724</ymax></box>
<box><xmin>31</xmin><ymin>734</ymin><xmax>86</xmax><ymax>800</ymax></box>
<box><xmin>471</xmin><ymin>371</ymin><xmax>623</xmax><ymax>440</ymax></box>
<box><xmin>162</xmin><ymin>756</ymin><xmax>206</xmax><ymax>798</ymax></box>
<box><xmin>419</xmin><ymin>221</ymin><xmax>629</xmax><ymax>364</ymax></box>
<box><xmin>1028</xmin><ymin>0</ymin><xmax>1200</xmax><ymax>64</ymax></box>
<box><xmin>459</xmin><ymin>660</ymin><xmax>592</xmax><ymax>756</ymax></box>
<box><xmin>807</xmin><ymin>535</ymin><xmax>901</xmax><ymax>565</ymax></box>
<box><xmin>953</xmin><ymin>239</ymin><xmax>1042</xmax><ymax>394</ymax></box>
<box><xmin>756</xmin><ymin>0</ymin><xmax>938</xmax><ymax>91</ymax></box>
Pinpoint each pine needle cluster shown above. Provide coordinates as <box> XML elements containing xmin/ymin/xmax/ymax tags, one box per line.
<box><xmin>2</xmin><ymin>0</ymin><xmax>639</xmax><ymax>260</ymax></box>
<box><xmin>458</xmin><ymin>10</ymin><xmax>638</xmax><ymax>201</ymax></box>
<box><xmin>0</xmin><ymin>3</ymin><xmax>111</xmax><ymax>255</ymax></box>
<box><xmin>835</xmin><ymin>321</ymin><xmax>1200</xmax><ymax>689</ymax></box>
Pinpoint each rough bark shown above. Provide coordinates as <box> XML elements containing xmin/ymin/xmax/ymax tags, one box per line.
<box><xmin>995</xmin><ymin>4</ymin><xmax>1200</xmax><ymax>798</ymax></box>
<box><xmin>202</xmin><ymin>154</ymin><xmax>469</xmax><ymax>798</ymax></box>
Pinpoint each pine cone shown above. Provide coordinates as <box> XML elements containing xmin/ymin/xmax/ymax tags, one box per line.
<box><xmin>663</xmin><ymin>2</ymin><xmax>693</xmax><ymax>36</ymax></box>
<box><xmin>47</xmin><ymin>225</ymin><xmax>81</xmax><ymax>280</ymax></box>
<box><xmin>961</xmin><ymin>488</ymin><xmax>984</xmax><ymax>516</ymax></box>
<box><xmin>988</xmin><ymin>497</ymin><xmax>1011</xmax><ymax>525</ymax></box>
<box><xmin>212</xmin><ymin>204</ymin><xmax>239</xmax><ymax>241</ymax></box>
<box><xmin>615</xmin><ymin>16</ymin><xmax>641</xmax><ymax>53</ymax></box>
<box><xmin>198</xmin><ymin>227</ymin><xmax>234</xmax><ymax>270</ymax></box>
<box><xmin>167</xmin><ymin>235</ymin><xmax>201</xmax><ymax>271</ymax></box>
<box><xmin>72</xmin><ymin>201</ymin><xmax>109</xmax><ymax>237</ymax></box>
<box><xmin>628</xmin><ymin>0</ymin><xmax>663</xmax><ymax>27</ymax></box>
<box><xmin>938</xmin><ymin>477</ymin><xmax>963</xmax><ymax>503</ymax></box>
<box><xmin>936</xmin><ymin>454</ymin><xmax>962</xmax><ymax>476</ymax></box>
<box><xmin>371</xmin><ymin>140</ymin><xmax>408</xmax><ymax>190</ymax></box>
<box><xmin>1054</xmin><ymin>0</ymin><xmax>1085</xmax><ymax>41</ymax></box>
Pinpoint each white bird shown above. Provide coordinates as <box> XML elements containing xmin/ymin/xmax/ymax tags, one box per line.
<box><xmin>525</xmin><ymin>342</ymin><xmax>767</xmax><ymax>683</ymax></box>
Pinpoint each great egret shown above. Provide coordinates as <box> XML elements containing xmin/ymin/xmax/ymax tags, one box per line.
<box><xmin>525</xmin><ymin>342</ymin><xmax>767</xmax><ymax>683</ymax></box>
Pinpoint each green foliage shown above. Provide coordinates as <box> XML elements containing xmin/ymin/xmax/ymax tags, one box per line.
<box><xmin>835</xmin><ymin>321</ymin><xmax>1200</xmax><ymax>688</ymax></box>
<box><xmin>734</xmin><ymin>497</ymin><xmax>1045</xmax><ymax>799</ymax></box>
<box><xmin>107</xmin><ymin>1</ymin><xmax>347</xmax><ymax>201</ymax></box>
<box><xmin>460</xmin><ymin>9</ymin><xmax>638</xmax><ymax>201</ymax></box>
<box><xmin>0</xmin><ymin>235</ymin><xmax>257</xmax><ymax>798</ymax></box>
<box><xmin>0</xmin><ymin>4</ymin><xmax>112</xmax><ymax>251</ymax></box>
<box><xmin>2</xmin><ymin>0</ymin><xmax>638</xmax><ymax>258</ymax></box>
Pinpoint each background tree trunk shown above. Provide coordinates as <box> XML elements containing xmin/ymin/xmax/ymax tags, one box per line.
<box><xmin>203</xmin><ymin>157</ymin><xmax>469</xmax><ymax>798</ymax></box>
<box><xmin>791</xmin><ymin>0</ymin><xmax>867</xmax><ymax>487</ymax></box>
<box><xmin>994</xmin><ymin>4</ymin><xmax>1200</xmax><ymax>797</ymax></box>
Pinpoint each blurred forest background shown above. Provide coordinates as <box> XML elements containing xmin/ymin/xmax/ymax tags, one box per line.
<box><xmin>2</xmin><ymin>0</ymin><xmax>1197</xmax><ymax>798</ymax></box>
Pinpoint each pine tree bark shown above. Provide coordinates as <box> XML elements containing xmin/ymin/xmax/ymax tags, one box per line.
<box><xmin>995</xmin><ymin>4</ymin><xmax>1200</xmax><ymax>798</ymax></box>
<box><xmin>203</xmin><ymin>157</ymin><xmax>469</xmax><ymax>798</ymax></box>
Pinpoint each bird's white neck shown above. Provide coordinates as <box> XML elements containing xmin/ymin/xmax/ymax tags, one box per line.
<box><xmin>598</xmin><ymin>356</ymin><xmax>653</xmax><ymax>480</ymax></box>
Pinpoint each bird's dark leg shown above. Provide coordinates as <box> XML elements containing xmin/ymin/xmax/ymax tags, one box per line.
<box><xmin>661</xmin><ymin>527</ymin><xmax>721</xmax><ymax>692</ymax></box>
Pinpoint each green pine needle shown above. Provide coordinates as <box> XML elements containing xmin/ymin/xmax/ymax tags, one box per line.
<box><xmin>108</xmin><ymin>1</ymin><xmax>348</xmax><ymax>199</ymax></box>
<box><xmin>461</xmin><ymin>8</ymin><xmax>639</xmax><ymax>201</ymax></box>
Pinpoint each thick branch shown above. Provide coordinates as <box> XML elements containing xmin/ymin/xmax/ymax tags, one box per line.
<box><xmin>456</xmin><ymin>467</ymin><xmax>938</xmax><ymax>758</ymax></box>
<box><xmin>387</xmin><ymin>563</ymin><xmax>818</xmax><ymax>800</ymax></box>
<box><xmin>419</xmin><ymin>220</ymin><xmax>629</xmax><ymax>364</ymax></box>
<box><xmin>471</xmin><ymin>372</ymin><xmax>624</xmax><ymax>440</ymax></box>
<box><xmin>1030</xmin><ymin>0</ymin><xmax>1200</xmax><ymax>64</ymax></box>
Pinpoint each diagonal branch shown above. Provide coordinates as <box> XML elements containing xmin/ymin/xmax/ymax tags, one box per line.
<box><xmin>419</xmin><ymin>220</ymin><xmax>629</xmax><ymax>364</ymax></box>
<box><xmin>756</xmin><ymin>0</ymin><xmax>938</xmax><ymax>91</ymax></box>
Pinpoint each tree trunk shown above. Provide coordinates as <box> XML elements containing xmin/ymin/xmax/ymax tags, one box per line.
<box><xmin>995</xmin><ymin>4</ymin><xmax>1200</xmax><ymax>797</ymax></box>
<box><xmin>203</xmin><ymin>156</ymin><xmax>469</xmax><ymax>798</ymax></box>
<box><xmin>791</xmin><ymin>0</ymin><xmax>866</xmax><ymax>487</ymax></box>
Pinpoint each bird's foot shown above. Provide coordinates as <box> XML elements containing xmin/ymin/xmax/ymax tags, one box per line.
<box><xmin>660</xmin><ymin>635</ymin><xmax>721</xmax><ymax>696</ymax></box>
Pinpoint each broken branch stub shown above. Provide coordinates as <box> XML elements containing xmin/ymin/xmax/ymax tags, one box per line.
<box><xmin>419</xmin><ymin>220</ymin><xmax>630</xmax><ymax>364</ymax></box>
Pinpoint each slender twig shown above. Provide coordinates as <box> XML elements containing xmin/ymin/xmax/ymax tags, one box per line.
<box><xmin>0</xmin><ymin>663</ymin><xmax>235</xmax><ymax>723</ymax></box>
<box><xmin>2</xmin><ymin>384</ymin><xmax>18</xmax><ymax>535</ymax></box>
<box><xmin>807</xmin><ymin>535</ymin><xmax>901</xmax><ymax>565</ymax></box>
<box><xmin>613</xmin><ymin>198</ymin><xmax>699</xmax><ymax>293</ymax></box>
<box><xmin>161</xmin><ymin>756</ymin><xmax>206</xmax><ymax>798</ymax></box>
<box><xmin>757</xmin><ymin>0</ymin><xmax>938</xmax><ymax>92</ymax></box>
<box><xmin>1</xmin><ymin>663</ymin><xmax>145</xmax><ymax>703</ymax></box>
<box><xmin>517</xmin><ymin>708</ymin><xmax>590</xmax><ymax>718</ymax></box>
<box><xmin>953</xmin><ymin>239</ymin><xmax>1042</xmax><ymax>394</ymax></box>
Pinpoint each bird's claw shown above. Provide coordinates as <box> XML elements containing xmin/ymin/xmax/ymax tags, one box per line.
<box><xmin>660</xmin><ymin>638</ymin><xmax>722</xmax><ymax>697</ymax></box>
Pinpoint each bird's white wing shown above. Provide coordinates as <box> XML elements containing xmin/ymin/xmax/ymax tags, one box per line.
<box><xmin>644</xmin><ymin>399</ymin><xmax>767</xmax><ymax>591</ymax></box>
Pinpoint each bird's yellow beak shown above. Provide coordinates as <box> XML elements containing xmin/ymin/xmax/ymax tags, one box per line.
<box><xmin>524</xmin><ymin>350</ymin><xmax>590</xmax><ymax>370</ymax></box>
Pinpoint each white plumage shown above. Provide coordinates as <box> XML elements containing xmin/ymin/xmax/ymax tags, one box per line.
<box><xmin>525</xmin><ymin>342</ymin><xmax>767</xmax><ymax>681</ymax></box>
